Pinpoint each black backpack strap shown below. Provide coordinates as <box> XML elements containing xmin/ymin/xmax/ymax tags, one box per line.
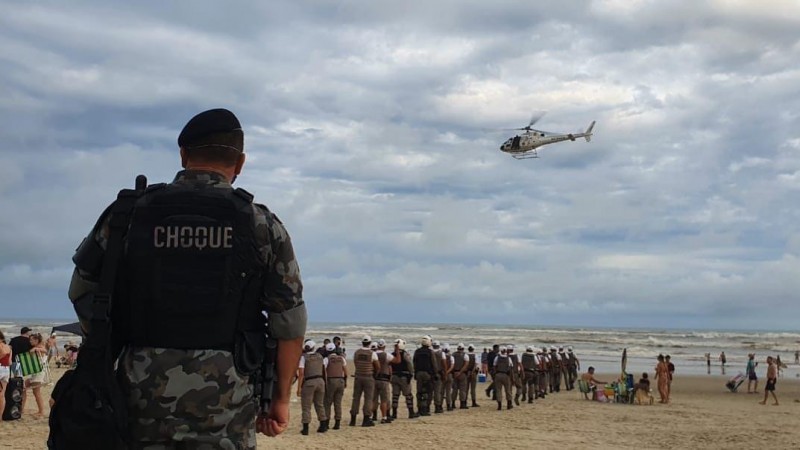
<box><xmin>84</xmin><ymin>176</ymin><xmax>147</xmax><ymax>356</ymax></box>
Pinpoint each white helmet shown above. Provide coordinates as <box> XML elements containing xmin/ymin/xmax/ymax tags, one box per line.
<box><xmin>432</xmin><ymin>340</ymin><xmax>441</xmax><ymax>349</ymax></box>
<box><xmin>421</xmin><ymin>335</ymin><xmax>432</xmax><ymax>347</ymax></box>
<box><xmin>467</xmin><ymin>344</ymin><xmax>475</xmax><ymax>351</ymax></box>
<box><xmin>499</xmin><ymin>346</ymin><xmax>507</xmax><ymax>353</ymax></box>
<box><xmin>325</xmin><ymin>342</ymin><xmax>336</xmax><ymax>352</ymax></box>
<box><xmin>457</xmin><ymin>343</ymin><xmax>465</xmax><ymax>350</ymax></box>
<box><xmin>526</xmin><ymin>346</ymin><xmax>535</xmax><ymax>353</ymax></box>
<box><xmin>377</xmin><ymin>339</ymin><xmax>386</xmax><ymax>348</ymax></box>
<box><xmin>370</xmin><ymin>342</ymin><xmax>378</xmax><ymax>350</ymax></box>
<box><xmin>303</xmin><ymin>339</ymin><xmax>316</xmax><ymax>352</ymax></box>
<box><xmin>394</xmin><ymin>338</ymin><xmax>406</xmax><ymax>350</ymax></box>
<box><xmin>362</xmin><ymin>335</ymin><xmax>372</xmax><ymax>344</ymax></box>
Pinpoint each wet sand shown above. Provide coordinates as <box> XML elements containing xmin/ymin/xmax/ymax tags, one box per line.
<box><xmin>2</xmin><ymin>367</ymin><xmax>799</xmax><ymax>449</ymax></box>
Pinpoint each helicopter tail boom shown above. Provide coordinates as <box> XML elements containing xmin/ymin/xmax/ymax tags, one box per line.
<box><xmin>584</xmin><ymin>121</ymin><xmax>595</xmax><ymax>142</ymax></box>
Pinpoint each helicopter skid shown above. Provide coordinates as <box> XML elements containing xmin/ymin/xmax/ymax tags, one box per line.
<box><xmin>511</xmin><ymin>151</ymin><xmax>539</xmax><ymax>159</ymax></box>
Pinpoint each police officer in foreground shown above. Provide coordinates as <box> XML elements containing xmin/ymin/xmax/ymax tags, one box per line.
<box><xmin>450</xmin><ymin>343</ymin><xmax>470</xmax><ymax>410</ymax></box>
<box><xmin>372</xmin><ymin>339</ymin><xmax>393</xmax><ymax>423</ymax></box>
<box><xmin>296</xmin><ymin>340</ymin><xmax>328</xmax><ymax>435</ymax></box>
<box><xmin>349</xmin><ymin>335</ymin><xmax>379</xmax><ymax>427</ymax></box>
<box><xmin>67</xmin><ymin>108</ymin><xmax>307</xmax><ymax>448</ymax></box>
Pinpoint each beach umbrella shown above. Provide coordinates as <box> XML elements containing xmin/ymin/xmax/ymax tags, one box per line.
<box><xmin>51</xmin><ymin>322</ymin><xmax>84</xmax><ymax>337</ymax></box>
<box><xmin>621</xmin><ymin>347</ymin><xmax>628</xmax><ymax>376</ymax></box>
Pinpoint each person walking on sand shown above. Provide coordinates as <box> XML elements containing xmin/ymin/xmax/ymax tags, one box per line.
<box><xmin>759</xmin><ymin>356</ymin><xmax>778</xmax><ymax>406</ymax></box>
<box><xmin>746</xmin><ymin>353</ymin><xmax>759</xmax><ymax>394</ymax></box>
<box><xmin>654</xmin><ymin>354</ymin><xmax>670</xmax><ymax>404</ymax></box>
<box><xmin>719</xmin><ymin>351</ymin><xmax>726</xmax><ymax>367</ymax></box>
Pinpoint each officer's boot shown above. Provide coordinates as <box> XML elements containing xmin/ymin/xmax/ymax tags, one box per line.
<box><xmin>471</xmin><ymin>400</ymin><xmax>480</xmax><ymax>407</ymax></box>
<box><xmin>485</xmin><ymin>386</ymin><xmax>492</xmax><ymax>398</ymax></box>
<box><xmin>420</xmin><ymin>406</ymin><xmax>431</xmax><ymax>416</ymax></box>
<box><xmin>301</xmin><ymin>423</ymin><xmax>309</xmax><ymax>436</ymax></box>
<box><xmin>333</xmin><ymin>420</ymin><xmax>341</xmax><ymax>430</ymax></box>
<box><xmin>528</xmin><ymin>395</ymin><xmax>534</xmax><ymax>404</ymax></box>
<box><xmin>496</xmin><ymin>401</ymin><xmax>502</xmax><ymax>410</ymax></box>
<box><xmin>362</xmin><ymin>416</ymin><xmax>375</xmax><ymax>427</ymax></box>
<box><xmin>371</xmin><ymin>411</ymin><xmax>378</xmax><ymax>421</ymax></box>
<box><xmin>391</xmin><ymin>407</ymin><xmax>398</xmax><ymax>419</ymax></box>
<box><xmin>349</xmin><ymin>414</ymin><xmax>357</xmax><ymax>427</ymax></box>
<box><xmin>434</xmin><ymin>405</ymin><xmax>443</xmax><ymax>414</ymax></box>
<box><xmin>460</xmin><ymin>401</ymin><xmax>469</xmax><ymax>410</ymax></box>
<box><xmin>507</xmin><ymin>400</ymin><xmax>514</xmax><ymax>410</ymax></box>
<box><xmin>317</xmin><ymin>420</ymin><xmax>328</xmax><ymax>433</ymax></box>
<box><xmin>408</xmin><ymin>407</ymin><xmax>419</xmax><ymax>419</ymax></box>
<box><xmin>514</xmin><ymin>393</ymin><xmax>521</xmax><ymax>406</ymax></box>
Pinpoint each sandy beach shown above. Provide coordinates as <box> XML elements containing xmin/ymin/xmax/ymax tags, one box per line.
<box><xmin>2</xmin><ymin>366</ymin><xmax>799</xmax><ymax>450</ymax></box>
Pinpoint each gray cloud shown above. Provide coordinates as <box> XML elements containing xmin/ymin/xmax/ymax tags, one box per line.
<box><xmin>1</xmin><ymin>1</ymin><xmax>799</xmax><ymax>329</ymax></box>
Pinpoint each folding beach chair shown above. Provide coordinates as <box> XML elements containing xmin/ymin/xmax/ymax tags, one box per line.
<box><xmin>725</xmin><ymin>372</ymin><xmax>745</xmax><ymax>393</ymax></box>
<box><xmin>16</xmin><ymin>352</ymin><xmax>44</xmax><ymax>377</ymax></box>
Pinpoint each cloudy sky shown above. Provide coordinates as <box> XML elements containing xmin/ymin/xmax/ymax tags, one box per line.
<box><xmin>1</xmin><ymin>1</ymin><xmax>799</xmax><ymax>330</ymax></box>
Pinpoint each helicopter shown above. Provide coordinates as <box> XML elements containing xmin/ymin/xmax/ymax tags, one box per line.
<box><xmin>499</xmin><ymin>112</ymin><xmax>595</xmax><ymax>159</ymax></box>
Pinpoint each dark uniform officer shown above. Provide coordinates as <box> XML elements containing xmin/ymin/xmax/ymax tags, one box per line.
<box><xmin>412</xmin><ymin>335</ymin><xmax>437</xmax><ymax>416</ymax></box>
<box><xmin>67</xmin><ymin>108</ymin><xmax>307</xmax><ymax>448</ymax></box>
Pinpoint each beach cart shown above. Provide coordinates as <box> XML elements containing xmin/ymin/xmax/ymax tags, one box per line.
<box><xmin>725</xmin><ymin>372</ymin><xmax>745</xmax><ymax>392</ymax></box>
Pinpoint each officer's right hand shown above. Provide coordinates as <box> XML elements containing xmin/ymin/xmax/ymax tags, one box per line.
<box><xmin>258</xmin><ymin>399</ymin><xmax>291</xmax><ymax>437</ymax></box>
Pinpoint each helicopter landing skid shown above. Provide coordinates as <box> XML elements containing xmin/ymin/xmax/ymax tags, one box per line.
<box><xmin>512</xmin><ymin>151</ymin><xmax>538</xmax><ymax>160</ymax></box>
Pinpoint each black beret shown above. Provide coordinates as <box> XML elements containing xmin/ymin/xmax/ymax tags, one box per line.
<box><xmin>178</xmin><ymin>108</ymin><xmax>243</xmax><ymax>149</ymax></box>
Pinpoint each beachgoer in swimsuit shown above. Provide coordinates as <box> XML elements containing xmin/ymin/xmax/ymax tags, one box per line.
<box><xmin>654</xmin><ymin>354</ymin><xmax>669</xmax><ymax>404</ymax></box>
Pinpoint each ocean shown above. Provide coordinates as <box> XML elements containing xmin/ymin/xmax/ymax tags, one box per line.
<box><xmin>3</xmin><ymin>319</ymin><xmax>799</xmax><ymax>378</ymax></box>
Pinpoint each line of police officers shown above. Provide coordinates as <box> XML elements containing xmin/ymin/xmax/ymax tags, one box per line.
<box><xmin>296</xmin><ymin>335</ymin><xmax>580</xmax><ymax>434</ymax></box>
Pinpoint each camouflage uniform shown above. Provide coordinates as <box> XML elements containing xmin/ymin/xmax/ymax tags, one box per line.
<box><xmin>69</xmin><ymin>170</ymin><xmax>307</xmax><ymax>449</ymax></box>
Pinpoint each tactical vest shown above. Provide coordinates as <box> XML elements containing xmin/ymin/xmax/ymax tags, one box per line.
<box><xmin>467</xmin><ymin>353</ymin><xmax>476</xmax><ymax>371</ymax></box>
<box><xmin>521</xmin><ymin>353</ymin><xmax>536</xmax><ymax>371</ymax></box>
<box><xmin>327</xmin><ymin>354</ymin><xmax>346</xmax><ymax>378</ymax></box>
<box><xmin>354</xmin><ymin>348</ymin><xmax>374</xmax><ymax>376</ymax></box>
<box><xmin>304</xmin><ymin>352</ymin><xmax>324</xmax><ymax>380</ymax></box>
<box><xmin>568</xmin><ymin>352</ymin><xmax>577</xmax><ymax>366</ymax></box>
<box><xmin>376</xmin><ymin>351</ymin><xmax>391</xmax><ymax>380</ymax></box>
<box><xmin>550</xmin><ymin>352</ymin><xmax>560</xmax><ymax>369</ymax></box>
<box><xmin>495</xmin><ymin>355</ymin><xmax>510</xmax><ymax>374</ymax></box>
<box><xmin>121</xmin><ymin>183</ymin><xmax>266</xmax><ymax>370</ymax></box>
<box><xmin>558</xmin><ymin>352</ymin><xmax>568</xmax><ymax>367</ymax></box>
<box><xmin>390</xmin><ymin>351</ymin><xmax>410</xmax><ymax>374</ymax></box>
<box><xmin>509</xmin><ymin>354</ymin><xmax>519</xmax><ymax>371</ymax></box>
<box><xmin>452</xmin><ymin>351</ymin><xmax>466</xmax><ymax>372</ymax></box>
<box><xmin>414</xmin><ymin>347</ymin><xmax>435</xmax><ymax>374</ymax></box>
<box><xmin>433</xmin><ymin>349</ymin><xmax>444</xmax><ymax>374</ymax></box>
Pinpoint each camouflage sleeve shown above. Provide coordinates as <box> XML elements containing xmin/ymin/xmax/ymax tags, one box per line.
<box><xmin>253</xmin><ymin>204</ymin><xmax>307</xmax><ymax>340</ymax></box>
<box><xmin>68</xmin><ymin>204</ymin><xmax>113</xmax><ymax>332</ymax></box>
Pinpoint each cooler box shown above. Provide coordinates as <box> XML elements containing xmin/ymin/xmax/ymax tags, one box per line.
<box><xmin>478</xmin><ymin>373</ymin><xmax>487</xmax><ymax>383</ymax></box>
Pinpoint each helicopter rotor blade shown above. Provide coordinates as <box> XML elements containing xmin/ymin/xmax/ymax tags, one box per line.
<box><xmin>527</xmin><ymin>110</ymin><xmax>547</xmax><ymax>128</ymax></box>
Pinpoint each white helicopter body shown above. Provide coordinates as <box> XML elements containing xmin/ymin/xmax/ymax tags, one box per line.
<box><xmin>500</xmin><ymin>114</ymin><xmax>595</xmax><ymax>159</ymax></box>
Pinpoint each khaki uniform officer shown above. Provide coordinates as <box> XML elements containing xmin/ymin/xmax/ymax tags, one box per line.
<box><xmin>389</xmin><ymin>339</ymin><xmax>418</xmax><ymax>419</ymax></box>
<box><xmin>493</xmin><ymin>346</ymin><xmax>514</xmax><ymax>410</ymax></box>
<box><xmin>297</xmin><ymin>340</ymin><xmax>328</xmax><ymax>435</ymax></box>
<box><xmin>372</xmin><ymin>339</ymin><xmax>393</xmax><ymax>423</ymax></box>
<box><xmin>451</xmin><ymin>343</ymin><xmax>471</xmax><ymax>409</ymax></box>
<box><xmin>520</xmin><ymin>346</ymin><xmax>538</xmax><ymax>403</ymax></box>
<box><xmin>508</xmin><ymin>345</ymin><xmax>523</xmax><ymax>406</ymax></box>
<box><xmin>466</xmin><ymin>344</ymin><xmax>480</xmax><ymax>407</ymax></box>
<box><xmin>349</xmin><ymin>335</ymin><xmax>380</xmax><ymax>427</ymax></box>
<box><xmin>442</xmin><ymin>344</ymin><xmax>455</xmax><ymax>411</ymax></box>
<box><xmin>324</xmin><ymin>343</ymin><xmax>347</xmax><ymax>430</ymax></box>
<box><xmin>431</xmin><ymin>341</ymin><xmax>446</xmax><ymax>414</ymax></box>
